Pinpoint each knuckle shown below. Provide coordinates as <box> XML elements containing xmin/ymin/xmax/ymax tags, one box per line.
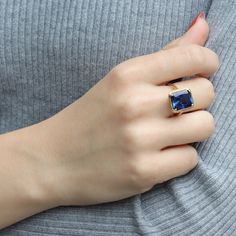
<box><xmin>108</xmin><ymin>83</ymin><xmax>140</xmax><ymax>122</ymax></box>
<box><xmin>121</xmin><ymin>124</ymin><xmax>141</xmax><ymax>152</ymax></box>
<box><xmin>208</xmin><ymin>49</ymin><xmax>220</xmax><ymax>72</ymax></box>
<box><xmin>179</xmin><ymin>45</ymin><xmax>220</xmax><ymax>73</ymax></box>
<box><xmin>183</xmin><ymin>44</ymin><xmax>204</xmax><ymax>66</ymax></box>
<box><xmin>200</xmin><ymin>111</ymin><xmax>215</xmax><ymax>137</ymax></box>
<box><xmin>185</xmin><ymin>146</ymin><xmax>199</xmax><ymax>169</ymax></box>
<box><xmin>109</xmin><ymin>63</ymin><xmax>138</xmax><ymax>82</ymax></box>
<box><xmin>199</xmin><ymin>47</ymin><xmax>220</xmax><ymax>73</ymax></box>
<box><xmin>128</xmin><ymin>155</ymin><xmax>154</xmax><ymax>191</ymax></box>
<box><xmin>201</xmin><ymin>47</ymin><xmax>220</xmax><ymax>73</ymax></box>
<box><xmin>110</xmin><ymin>64</ymin><xmax>129</xmax><ymax>80</ymax></box>
<box><xmin>201</xmin><ymin>78</ymin><xmax>215</xmax><ymax>102</ymax></box>
<box><xmin>107</xmin><ymin>65</ymin><xmax>132</xmax><ymax>92</ymax></box>
<box><xmin>116</xmin><ymin>96</ymin><xmax>139</xmax><ymax>121</ymax></box>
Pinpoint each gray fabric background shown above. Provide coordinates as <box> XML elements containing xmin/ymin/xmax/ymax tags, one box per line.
<box><xmin>0</xmin><ymin>0</ymin><xmax>235</xmax><ymax>235</ymax></box>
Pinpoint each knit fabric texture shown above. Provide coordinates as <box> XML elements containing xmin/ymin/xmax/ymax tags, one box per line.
<box><xmin>0</xmin><ymin>0</ymin><xmax>236</xmax><ymax>235</ymax></box>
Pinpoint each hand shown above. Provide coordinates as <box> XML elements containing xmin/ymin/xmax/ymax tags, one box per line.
<box><xmin>18</xmin><ymin>15</ymin><xmax>219</xmax><ymax>207</ymax></box>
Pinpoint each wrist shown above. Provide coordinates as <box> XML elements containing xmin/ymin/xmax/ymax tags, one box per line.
<box><xmin>0</xmin><ymin>126</ymin><xmax>59</xmax><ymax>211</ymax></box>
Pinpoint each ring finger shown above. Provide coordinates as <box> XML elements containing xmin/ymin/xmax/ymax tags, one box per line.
<box><xmin>156</xmin><ymin>77</ymin><xmax>215</xmax><ymax>118</ymax></box>
<box><xmin>128</xmin><ymin>77</ymin><xmax>215</xmax><ymax>119</ymax></box>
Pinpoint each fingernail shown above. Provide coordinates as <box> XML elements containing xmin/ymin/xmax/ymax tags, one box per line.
<box><xmin>188</xmin><ymin>11</ymin><xmax>205</xmax><ymax>29</ymax></box>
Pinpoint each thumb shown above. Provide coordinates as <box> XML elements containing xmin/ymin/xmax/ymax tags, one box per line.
<box><xmin>163</xmin><ymin>12</ymin><xmax>209</xmax><ymax>50</ymax></box>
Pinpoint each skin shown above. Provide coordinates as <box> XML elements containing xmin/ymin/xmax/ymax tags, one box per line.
<box><xmin>0</xmin><ymin>16</ymin><xmax>219</xmax><ymax>229</ymax></box>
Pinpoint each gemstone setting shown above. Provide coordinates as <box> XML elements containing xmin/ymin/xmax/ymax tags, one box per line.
<box><xmin>169</xmin><ymin>88</ymin><xmax>194</xmax><ymax>113</ymax></box>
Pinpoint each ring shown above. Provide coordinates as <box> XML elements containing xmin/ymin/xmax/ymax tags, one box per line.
<box><xmin>168</xmin><ymin>83</ymin><xmax>194</xmax><ymax>115</ymax></box>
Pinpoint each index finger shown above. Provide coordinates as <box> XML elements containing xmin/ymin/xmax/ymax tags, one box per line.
<box><xmin>119</xmin><ymin>44</ymin><xmax>219</xmax><ymax>85</ymax></box>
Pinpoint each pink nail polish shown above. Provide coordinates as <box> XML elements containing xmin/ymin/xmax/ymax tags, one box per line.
<box><xmin>189</xmin><ymin>11</ymin><xmax>205</xmax><ymax>29</ymax></box>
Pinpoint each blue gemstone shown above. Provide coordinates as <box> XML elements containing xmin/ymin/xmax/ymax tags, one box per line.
<box><xmin>170</xmin><ymin>89</ymin><xmax>193</xmax><ymax>111</ymax></box>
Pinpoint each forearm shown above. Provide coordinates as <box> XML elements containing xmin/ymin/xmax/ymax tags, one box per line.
<box><xmin>0</xmin><ymin>126</ymin><xmax>55</xmax><ymax>229</ymax></box>
<box><xmin>0</xmin><ymin>103</ymin><xmax>98</xmax><ymax>229</ymax></box>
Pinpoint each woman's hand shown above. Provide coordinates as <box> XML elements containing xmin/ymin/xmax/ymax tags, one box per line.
<box><xmin>0</xmin><ymin>14</ymin><xmax>219</xmax><ymax>229</ymax></box>
<box><xmin>17</xmin><ymin>15</ymin><xmax>218</xmax><ymax>207</ymax></box>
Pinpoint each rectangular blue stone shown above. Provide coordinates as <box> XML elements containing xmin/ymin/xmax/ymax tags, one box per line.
<box><xmin>169</xmin><ymin>88</ymin><xmax>193</xmax><ymax>112</ymax></box>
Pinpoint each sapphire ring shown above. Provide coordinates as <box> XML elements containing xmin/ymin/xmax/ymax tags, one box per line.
<box><xmin>168</xmin><ymin>84</ymin><xmax>194</xmax><ymax>115</ymax></box>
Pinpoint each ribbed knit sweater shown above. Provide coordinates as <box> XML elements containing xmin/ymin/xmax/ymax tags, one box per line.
<box><xmin>0</xmin><ymin>0</ymin><xmax>235</xmax><ymax>235</ymax></box>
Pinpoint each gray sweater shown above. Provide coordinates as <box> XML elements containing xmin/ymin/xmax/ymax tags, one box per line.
<box><xmin>0</xmin><ymin>0</ymin><xmax>235</xmax><ymax>235</ymax></box>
